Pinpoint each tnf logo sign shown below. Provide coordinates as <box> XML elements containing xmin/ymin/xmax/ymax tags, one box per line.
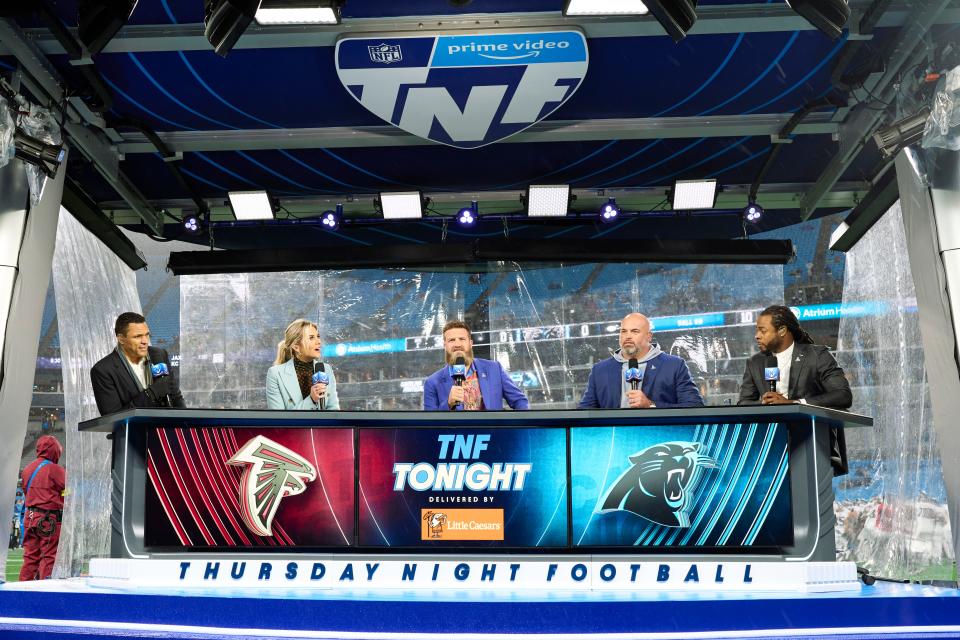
<box><xmin>335</xmin><ymin>30</ymin><xmax>589</xmax><ymax>148</ymax></box>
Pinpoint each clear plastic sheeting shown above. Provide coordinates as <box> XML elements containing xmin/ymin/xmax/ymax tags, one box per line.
<box><xmin>180</xmin><ymin>263</ymin><xmax>782</xmax><ymax>411</ymax></box>
<box><xmin>18</xmin><ymin>104</ymin><xmax>61</xmax><ymax>207</ymax></box>
<box><xmin>923</xmin><ymin>64</ymin><xmax>960</xmax><ymax>152</ymax></box>
<box><xmin>0</xmin><ymin>96</ymin><xmax>14</xmax><ymax>169</ymax></box>
<box><xmin>180</xmin><ymin>272</ymin><xmax>321</xmax><ymax>409</ymax></box>
<box><xmin>835</xmin><ymin>201</ymin><xmax>953</xmax><ymax>578</ymax></box>
<box><xmin>51</xmin><ymin>212</ymin><xmax>141</xmax><ymax>577</ymax></box>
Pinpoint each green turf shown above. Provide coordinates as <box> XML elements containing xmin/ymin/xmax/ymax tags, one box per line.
<box><xmin>909</xmin><ymin>560</ymin><xmax>957</xmax><ymax>582</ymax></box>
<box><xmin>5</xmin><ymin>548</ymin><xmax>23</xmax><ymax>583</ymax></box>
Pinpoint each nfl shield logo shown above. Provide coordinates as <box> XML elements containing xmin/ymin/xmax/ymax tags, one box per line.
<box><xmin>336</xmin><ymin>30</ymin><xmax>589</xmax><ymax>148</ymax></box>
<box><xmin>368</xmin><ymin>43</ymin><xmax>402</xmax><ymax>64</ymax></box>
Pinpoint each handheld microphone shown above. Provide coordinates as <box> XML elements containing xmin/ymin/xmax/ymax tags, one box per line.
<box><xmin>625</xmin><ymin>358</ymin><xmax>643</xmax><ymax>391</ymax></box>
<box><xmin>450</xmin><ymin>356</ymin><xmax>467</xmax><ymax>409</ymax></box>
<box><xmin>763</xmin><ymin>355</ymin><xmax>780</xmax><ymax>393</ymax></box>
<box><xmin>150</xmin><ymin>362</ymin><xmax>171</xmax><ymax>407</ymax></box>
<box><xmin>312</xmin><ymin>362</ymin><xmax>329</xmax><ymax>410</ymax></box>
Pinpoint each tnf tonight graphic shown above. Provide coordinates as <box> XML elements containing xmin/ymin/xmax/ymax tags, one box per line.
<box><xmin>145</xmin><ymin>427</ymin><xmax>355</xmax><ymax>548</ymax></box>
<box><xmin>571</xmin><ymin>423</ymin><xmax>793</xmax><ymax>548</ymax></box>
<box><xmin>359</xmin><ymin>428</ymin><xmax>567</xmax><ymax>547</ymax></box>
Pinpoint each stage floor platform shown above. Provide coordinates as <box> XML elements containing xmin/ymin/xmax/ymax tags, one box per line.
<box><xmin>1</xmin><ymin>578</ymin><xmax>959</xmax><ymax>640</ymax></box>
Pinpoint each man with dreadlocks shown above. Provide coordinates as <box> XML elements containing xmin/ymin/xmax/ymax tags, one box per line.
<box><xmin>738</xmin><ymin>305</ymin><xmax>853</xmax><ymax>473</ymax></box>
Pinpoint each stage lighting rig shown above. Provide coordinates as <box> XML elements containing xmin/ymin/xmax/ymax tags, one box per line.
<box><xmin>204</xmin><ymin>0</ymin><xmax>260</xmax><ymax>57</ymax></box>
<box><xmin>456</xmin><ymin>201</ymin><xmax>478</xmax><ymax>227</ymax></box>
<box><xmin>599</xmin><ymin>198</ymin><xmax>621</xmax><ymax>222</ymax></box>
<box><xmin>671</xmin><ymin>179</ymin><xmax>717</xmax><ymax>210</ymax></box>
<box><xmin>563</xmin><ymin>0</ymin><xmax>649</xmax><ymax>16</ymax></box>
<box><xmin>743</xmin><ymin>201</ymin><xmax>764</xmax><ymax>223</ymax></box>
<box><xmin>78</xmin><ymin>0</ymin><xmax>140</xmax><ymax>55</ymax></box>
<box><xmin>255</xmin><ymin>0</ymin><xmax>342</xmax><ymax>24</ymax></box>
<box><xmin>13</xmin><ymin>129</ymin><xmax>65</xmax><ymax>178</ymax></box>
<box><xmin>785</xmin><ymin>0</ymin><xmax>849</xmax><ymax>40</ymax></box>
<box><xmin>873</xmin><ymin>107</ymin><xmax>932</xmax><ymax>158</ymax></box>
<box><xmin>377</xmin><ymin>191</ymin><xmax>425</xmax><ymax>219</ymax></box>
<box><xmin>183</xmin><ymin>213</ymin><xmax>203</xmax><ymax>235</ymax></box>
<box><xmin>320</xmin><ymin>211</ymin><xmax>341</xmax><ymax>231</ymax></box>
<box><xmin>643</xmin><ymin>0</ymin><xmax>698</xmax><ymax>42</ymax></box>
<box><xmin>228</xmin><ymin>190</ymin><xmax>275</xmax><ymax>220</ymax></box>
<box><xmin>525</xmin><ymin>185</ymin><xmax>573</xmax><ymax>217</ymax></box>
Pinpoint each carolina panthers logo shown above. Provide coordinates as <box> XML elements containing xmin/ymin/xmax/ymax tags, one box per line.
<box><xmin>335</xmin><ymin>30</ymin><xmax>589</xmax><ymax>148</ymax></box>
<box><xmin>599</xmin><ymin>442</ymin><xmax>717</xmax><ymax>528</ymax></box>
<box><xmin>227</xmin><ymin>435</ymin><xmax>316</xmax><ymax>537</ymax></box>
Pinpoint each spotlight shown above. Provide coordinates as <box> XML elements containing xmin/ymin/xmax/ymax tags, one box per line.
<box><xmin>599</xmin><ymin>198</ymin><xmax>621</xmax><ymax>223</ymax></box>
<box><xmin>785</xmin><ymin>0</ymin><xmax>849</xmax><ymax>40</ymax></box>
<box><xmin>255</xmin><ymin>0</ymin><xmax>342</xmax><ymax>24</ymax></box>
<box><xmin>14</xmin><ymin>129</ymin><xmax>65</xmax><ymax>178</ymax></box>
<box><xmin>456</xmin><ymin>201</ymin><xmax>478</xmax><ymax>227</ymax></box>
<box><xmin>321</xmin><ymin>203</ymin><xmax>344</xmax><ymax>231</ymax></box>
<box><xmin>183</xmin><ymin>213</ymin><xmax>202</xmax><ymax>235</ymax></box>
<box><xmin>320</xmin><ymin>211</ymin><xmax>340</xmax><ymax>230</ymax></box>
<box><xmin>743</xmin><ymin>201</ymin><xmax>764</xmax><ymax>223</ymax></box>
<box><xmin>873</xmin><ymin>107</ymin><xmax>931</xmax><ymax>159</ymax></box>
<box><xmin>671</xmin><ymin>178</ymin><xmax>718</xmax><ymax>210</ymax></box>
<box><xmin>643</xmin><ymin>0</ymin><xmax>698</xmax><ymax>42</ymax></box>
<box><xmin>78</xmin><ymin>0</ymin><xmax>140</xmax><ymax>55</ymax></box>
<box><xmin>526</xmin><ymin>185</ymin><xmax>571</xmax><ymax>217</ymax></box>
<box><xmin>204</xmin><ymin>0</ymin><xmax>260</xmax><ymax>57</ymax></box>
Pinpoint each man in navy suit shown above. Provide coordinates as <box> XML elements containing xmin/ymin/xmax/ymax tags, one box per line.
<box><xmin>579</xmin><ymin>313</ymin><xmax>703</xmax><ymax>409</ymax></box>
<box><xmin>423</xmin><ymin>320</ymin><xmax>529</xmax><ymax>411</ymax></box>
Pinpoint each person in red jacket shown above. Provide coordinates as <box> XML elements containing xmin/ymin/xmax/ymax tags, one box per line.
<box><xmin>19</xmin><ymin>435</ymin><xmax>65</xmax><ymax>581</ymax></box>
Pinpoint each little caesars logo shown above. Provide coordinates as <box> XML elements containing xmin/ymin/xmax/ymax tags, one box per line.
<box><xmin>421</xmin><ymin>509</ymin><xmax>504</xmax><ymax>541</ymax></box>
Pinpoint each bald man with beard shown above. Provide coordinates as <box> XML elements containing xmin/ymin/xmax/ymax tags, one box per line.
<box><xmin>579</xmin><ymin>313</ymin><xmax>704</xmax><ymax>409</ymax></box>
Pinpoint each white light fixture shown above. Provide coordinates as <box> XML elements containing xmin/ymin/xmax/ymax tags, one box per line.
<box><xmin>672</xmin><ymin>179</ymin><xmax>718</xmax><ymax>210</ymax></box>
<box><xmin>379</xmin><ymin>191</ymin><xmax>424</xmax><ymax>219</ymax></box>
<box><xmin>227</xmin><ymin>190</ymin><xmax>275</xmax><ymax>220</ymax></box>
<box><xmin>255</xmin><ymin>0</ymin><xmax>340</xmax><ymax>24</ymax></box>
<box><xmin>828</xmin><ymin>221</ymin><xmax>849</xmax><ymax>250</ymax></box>
<box><xmin>563</xmin><ymin>0</ymin><xmax>649</xmax><ymax>15</ymax></box>
<box><xmin>527</xmin><ymin>185</ymin><xmax>571</xmax><ymax>217</ymax></box>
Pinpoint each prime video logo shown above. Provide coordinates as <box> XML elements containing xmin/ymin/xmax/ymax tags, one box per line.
<box><xmin>335</xmin><ymin>30</ymin><xmax>589</xmax><ymax>148</ymax></box>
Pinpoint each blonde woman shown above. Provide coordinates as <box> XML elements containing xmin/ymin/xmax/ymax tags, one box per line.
<box><xmin>265</xmin><ymin>319</ymin><xmax>339</xmax><ymax>410</ymax></box>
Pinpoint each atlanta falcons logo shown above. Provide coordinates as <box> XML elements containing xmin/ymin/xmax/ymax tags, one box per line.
<box><xmin>227</xmin><ymin>435</ymin><xmax>316</xmax><ymax>536</ymax></box>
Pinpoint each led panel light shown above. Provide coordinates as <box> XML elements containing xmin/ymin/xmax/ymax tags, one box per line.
<box><xmin>255</xmin><ymin>5</ymin><xmax>339</xmax><ymax>24</ymax></box>
<box><xmin>563</xmin><ymin>0</ymin><xmax>649</xmax><ymax>15</ymax></box>
<box><xmin>672</xmin><ymin>179</ymin><xmax>718</xmax><ymax>210</ymax></box>
<box><xmin>379</xmin><ymin>191</ymin><xmax>424</xmax><ymax>219</ymax></box>
<box><xmin>527</xmin><ymin>185</ymin><xmax>571</xmax><ymax>217</ymax></box>
<box><xmin>228</xmin><ymin>190</ymin><xmax>275</xmax><ymax>220</ymax></box>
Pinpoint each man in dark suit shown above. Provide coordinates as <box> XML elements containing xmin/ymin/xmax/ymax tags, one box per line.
<box><xmin>579</xmin><ymin>313</ymin><xmax>703</xmax><ymax>409</ymax></box>
<box><xmin>91</xmin><ymin>312</ymin><xmax>185</xmax><ymax>416</ymax></box>
<box><xmin>738</xmin><ymin>305</ymin><xmax>852</xmax><ymax>473</ymax></box>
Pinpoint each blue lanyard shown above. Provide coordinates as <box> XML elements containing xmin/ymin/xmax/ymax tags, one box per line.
<box><xmin>18</xmin><ymin>460</ymin><xmax>51</xmax><ymax>536</ymax></box>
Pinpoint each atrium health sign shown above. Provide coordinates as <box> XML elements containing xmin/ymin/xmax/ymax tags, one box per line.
<box><xmin>335</xmin><ymin>30</ymin><xmax>589</xmax><ymax>148</ymax></box>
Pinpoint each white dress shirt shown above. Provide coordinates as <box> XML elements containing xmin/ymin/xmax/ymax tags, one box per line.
<box><xmin>124</xmin><ymin>353</ymin><xmax>148</xmax><ymax>389</ymax></box>
<box><xmin>774</xmin><ymin>342</ymin><xmax>794</xmax><ymax>398</ymax></box>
